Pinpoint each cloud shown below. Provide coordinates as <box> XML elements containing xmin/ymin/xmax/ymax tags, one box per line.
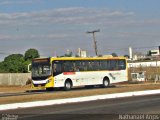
<box><xmin>0</xmin><ymin>7</ymin><xmax>135</xmax><ymax>26</ymax></box>
<box><xmin>109</xmin><ymin>32</ymin><xmax>160</xmax><ymax>39</ymax></box>
<box><xmin>0</xmin><ymin>0</ymin><xmax>41</xmax><ymax>5</ymax></box>
<box><xmin>0</xmin><ymin>1</ymin><xmax>11</xmax><ymax>5</ymax></box>
<box><xmin>1</xmin><ymin>7</ymin><xmax>159</xmax><ymax>29</ymax></box>
<box><xmin>0</xmin><ymin>34</ymin><xmax>72</xmax><ymax>41</ymax></box>
<box><xmin>0</xmin><ymin>35</ymin><xmax>11</xmax><ymax>40</ymax></box>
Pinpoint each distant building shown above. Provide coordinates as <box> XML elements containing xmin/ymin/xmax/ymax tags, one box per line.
<box><xmin>133</xmin><ymin>54</ymin><xmax>146</xmax><ymax>61</ymax></box>
<box><xmin>127</xmin><ymin>46</ymin><xmax>160</xmax><ymax>61</ymax></box>
<box><xmin>148</xmin><ymin>49</ymin><xmax>160</xmax><ymax>56</ymax></box>
<box><xmin>129</xmin><ymin>47</ymin><xmax>133</xmax><ymax>60</ymax></box>
<box><xmin>77</xmin><ymin>48</ymin><xmax>87</xmax><ymax>57</ymax></box>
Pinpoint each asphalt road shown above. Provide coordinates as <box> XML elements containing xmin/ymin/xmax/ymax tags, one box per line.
<box><xmin>1</xmin><ymin>94</ymin><xmax>160</xmax><ymax>120</ymax></box>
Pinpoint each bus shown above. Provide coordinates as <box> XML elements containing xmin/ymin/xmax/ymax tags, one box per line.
<box><xmin>31</xmin><ymin>56</ymin><xmax>128</xmax><ymax>90</ymax></box>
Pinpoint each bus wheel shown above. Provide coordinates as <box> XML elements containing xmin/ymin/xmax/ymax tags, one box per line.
<box><xmin>64</xmin><ymin>80</ymin><xmax>72</xmax><ymax>91</ymax></box>
<box><xmin>102</xmin><ymin>78</ymin><xmax>110</xmax><ymax>88</ymax></box>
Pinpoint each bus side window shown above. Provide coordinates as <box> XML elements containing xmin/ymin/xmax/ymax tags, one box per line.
<box><xmin>72</xmin><ymin>61</ymin><xmax>79</xmax><ymax>72</ymax></box>
<box><xmin>77</xmin><ymin>61</ymin><xmax>86</xmax><ymax>71</ymax></box>
<box><xmin>83</xmin><ymin>61</ymin><xmax>87</xmax><ymax>71</ymax></box>
<box><xmin>64</xmin><ymin>61</ymin><xmax>69</xmax><ymax>72</ymax></box>
<box><xmin>100</xmin><ymin>60</ymin><xmax>104</xmax><ymax>70</ymax></box>
<box><xmin>99</xmin><ymin>60</ymin><xmax>103</xmax><ymax>70</ymax></box>
<box><xmin>75</xmin><ymin>61</ymin><xmax>80</xmax><ymax>71</ymax></box>
<box><xmin>118</xmin><ymin>60</ymin><xmax>126</xmax><ymax>70</ymax></box>
<box><xmin>64</xmin><ymin>61</ymin><xmax>75</xmax><ymax>72</ymax></box>
<box><xmin>108</xmin><ymin>60</ymin><xmax>111</xmax><ymax>70</ymax></box>
<box><xmin>106</xmin><ymin>60</ymin><xmax>110</xmax><ymax>70</ymax></box>
<box><xmin>101</xmin><ymin>60</ymin><xmax>109</xmax><ymax>70</ymax></box>
<box><xmin>75</xmin><ymin>61</ymin><xmax>81</xmax><ymax>71</ymax></box>
<box><xmin>52</xmin><ymin>61</ymin><xmax>63</xmax><ymax>76</ymax></box>
<box><xmin>88</xmin><ymin>61</ymin><xmax>93</xmax><ymax>71</ymax></box>
<box><xmin>109</xmin><ymin>60</ymin><xmax>118</xmax><ymax>70</ymax></box>
<box><xmin>94</xmin><ymin>61</ymin><xmax>98</xmax><ymax>70</ymax></box>
<box><xmin>53</xmin><ymin>64</ymin><xmax>57</xmax><ymax>72</ymax></box>
<box><xmin>57</xmin><ymin>64</ymin><xmax>62</xmax><ymax>72</ymax></box>
<box><xmin>115</xmin><ymin>60</ymin><xmax>119</xmax><ymax>70</ymax></box>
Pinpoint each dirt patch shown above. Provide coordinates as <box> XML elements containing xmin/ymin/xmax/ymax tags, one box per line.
<box><xmin>0</xmin><ymin>85</ymin><xmax>31</xmax><ymax>93</ymax></box>
<box><xmin>0</xmin><ymin>82</ymin><xmax>160</xmax><ymax>104</ymax></box>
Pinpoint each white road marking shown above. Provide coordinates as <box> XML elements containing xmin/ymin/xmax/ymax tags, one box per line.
<box><xmin>0</xmin><ymin>89</ymin><xmax>160</xmax><ymax>111</ymax></box>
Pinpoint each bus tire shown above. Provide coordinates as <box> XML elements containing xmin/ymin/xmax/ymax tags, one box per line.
<box><xmin>64</xmin><ymin>80</ymin><xmax>72</xmax><ymax>91</ymax></box>
<box><xmin>102</xmin><ymin>77</ymin><xmax>110</xmax><ymax>88</ymax></box>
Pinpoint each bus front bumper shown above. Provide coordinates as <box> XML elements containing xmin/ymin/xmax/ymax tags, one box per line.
<box><xmin>32</xmin><ymin>79</ymin><xmax>54</xmax><ymax>89</ymax></box>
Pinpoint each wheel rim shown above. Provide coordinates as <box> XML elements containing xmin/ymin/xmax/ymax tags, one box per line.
<box><xmin>66</xmin><ymin>82</ymin><xmax>71</xmax><ymax>89</ymax></box>
<box><xmin>104</xmin><ymin>80</ymin><xmax>109</xmax><ymax>87</ymax></box>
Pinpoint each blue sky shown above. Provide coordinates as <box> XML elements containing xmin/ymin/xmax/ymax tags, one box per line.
<box><xmin>0</xmin><ymin>0</ymin><xmax>160</xmax><ymax>60</ymax></box>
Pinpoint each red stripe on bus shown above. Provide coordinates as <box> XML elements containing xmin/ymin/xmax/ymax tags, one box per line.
<box><xmin>63</xmin><ymin>72</ymin><xmax>76</xmax><ymax>75</ymax></box>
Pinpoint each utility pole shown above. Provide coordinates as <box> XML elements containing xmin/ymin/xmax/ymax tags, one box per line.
<box><xmin>86</xmin><ymin>29</ymin><xmax>100</xmax><ymax>56</ymax></box>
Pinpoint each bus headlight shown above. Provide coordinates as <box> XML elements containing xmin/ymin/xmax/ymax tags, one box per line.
<box><xmin>46</xmin><ymin>79</ymin><xmax>50</xmax><ymax>83</ymax></box>
<box><xmin>46</xmin><ymin>78</ymin><xmax>52</xmax><ymax>83</ymax></box>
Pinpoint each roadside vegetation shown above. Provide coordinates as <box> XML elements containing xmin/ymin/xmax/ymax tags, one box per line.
<box><xmin>0</xmin><ymin>48</ymin><xmax>40</xmax><ymax>73</ymax></box>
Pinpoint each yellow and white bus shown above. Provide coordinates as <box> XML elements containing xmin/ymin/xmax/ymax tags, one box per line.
<box><xmin>31</xmin><ymin>57</ymin><xmax>128</xmax><ymax>90</ymax></box>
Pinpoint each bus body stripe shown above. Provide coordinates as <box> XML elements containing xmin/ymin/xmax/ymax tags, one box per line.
<box><xmin>63</xmin><ymin>72</ymin><xmax>76</xmax><ymax>75</ymax></box>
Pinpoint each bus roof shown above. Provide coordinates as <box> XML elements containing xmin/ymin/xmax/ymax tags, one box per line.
<box><xmin>33</xmin><ymin>56</ymin><xmax>126</xmax><ymax>61</ymax></box>
<box><xmin>49</xmin><ymin>56</ymin><xmax>126</xmax><ymax>61</ymax></box>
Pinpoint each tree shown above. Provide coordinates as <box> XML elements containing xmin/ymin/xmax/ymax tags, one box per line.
<box><xmin>24</xmin><ymin>48</ymin><xmax>40</xmax><ymax>61</ymax></box>
<box><xmin>111</xmin><ymin>53</ymin><xmax>118</xmax><ymax>57</ymax></box>
<box><xmin>3</xmin><ymin>54</ymin><xmax>26</xmax><ymax>73</ymax></box>
<box><xmin>0</xmin><ymin>48</ymin><xmax>40</xmax><ymax>73</ymax></box>
<box><xmin>124</xmin><ymin>55</ymin><xmax>129</xmax><ymax>58</ymax></box>
<box><xmin>0</xmin><ymin>61</ymin><xmax>6</xmax><ymax>73</ymax></box>
<box><xmin>64</xmin><ymin>50</ymin><xmax>72</xmax><ymax>57</ymax></box>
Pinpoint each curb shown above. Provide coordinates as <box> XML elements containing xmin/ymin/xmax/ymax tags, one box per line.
<box><xmin>0</xmin><ymin>89</ymin><xmax>160</xmax><ymax>111</ymax></box>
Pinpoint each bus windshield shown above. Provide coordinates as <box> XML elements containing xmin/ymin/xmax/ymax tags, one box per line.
<box><xmin>32</xmin><ymin>61</ymin><xmax>51</xmax><ymax>78</ymax></box>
